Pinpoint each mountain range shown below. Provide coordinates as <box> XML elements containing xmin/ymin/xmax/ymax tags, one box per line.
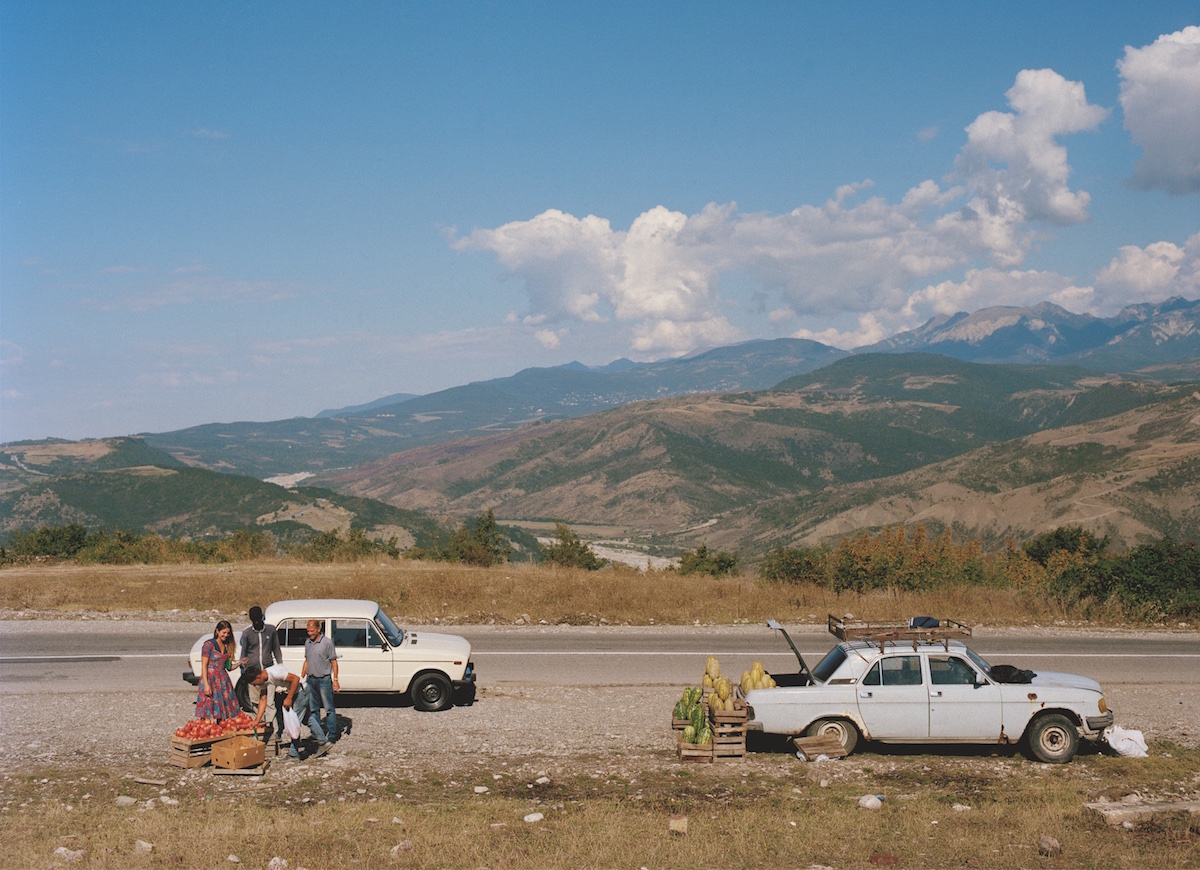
<box><xmin>2</xmin><ymin>297</ymin><xmax>1199</xmax><ymax>556</ymax></box>
<box><xmin>120</xmin><ymin>297</ymin><xmax>1200</xmax><ymax>480</ymax></box>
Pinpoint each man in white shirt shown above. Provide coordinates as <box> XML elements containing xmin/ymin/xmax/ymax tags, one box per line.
<box><xmin>245</xmin><ymin>663</ymin><xmax>332</xmax><ymax>759</ymax></box>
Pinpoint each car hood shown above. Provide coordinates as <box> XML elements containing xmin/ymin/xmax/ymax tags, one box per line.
<box><xmin>1028</xmin><ymin>671</ymin><xmax>1102</xmax><ymax>693</ymax></box>
<box><xmin>401</xmin><ymin>631</ymin><xmax>471</xmax><ymax>659</ymax></box>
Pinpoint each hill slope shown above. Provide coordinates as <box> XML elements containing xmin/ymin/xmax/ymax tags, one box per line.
<box><xmin>0</xmin><ymin>439</ymin><xmax>442</xmax><ymax>548</ymax></box>
<box><xmin>319</xmin><ymin>355</ymin><xmax>1176</xmax><ymax>548</ymax></box>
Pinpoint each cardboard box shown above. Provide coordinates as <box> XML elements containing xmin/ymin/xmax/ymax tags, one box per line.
<box><xmin>211</xmin><ymin>735</ymin><xmax>266</xmax><ymax>770</ymax></box>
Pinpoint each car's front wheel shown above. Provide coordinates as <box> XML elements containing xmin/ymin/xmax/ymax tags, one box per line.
<box><xmin>411</xmin><ymin>672</ymin><xmax>453</xmax><ymax>712</ymax></box>
<box><xmin>806</xmin><ymin>718</ymin><xmax>859</xmax><ymax>755</ymax></box>
<box><xmin>1026</xmin><ymin>713</ymin><xmax>1079</xmax><ymax>763</ymax></box>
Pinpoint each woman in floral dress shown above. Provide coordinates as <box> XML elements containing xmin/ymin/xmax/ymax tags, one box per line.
<box><xmin>196</xmin><ymin>620</ymin><xmax>240</xmax><ymax>720</ymax></box>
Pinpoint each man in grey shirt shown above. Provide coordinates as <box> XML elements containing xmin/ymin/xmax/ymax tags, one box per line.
<box><xmin>302</xmin><ymin>618</ymin><xmax>340</xmax><ymax>743</ymax></box>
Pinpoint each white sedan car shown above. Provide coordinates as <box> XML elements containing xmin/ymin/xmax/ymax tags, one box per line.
<box><xmin>184</xmin><ymin>599</ymin><xmax>476</xmax><ymax>712</ymax></box>
<box><xmin>745</xmin><ymin>617</ymin><xmax>1113</xmax><ymax>763</ymax></box>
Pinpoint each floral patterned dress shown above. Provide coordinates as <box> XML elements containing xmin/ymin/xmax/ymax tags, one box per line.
<box><xmin>195</xmin><ymin>637</ymin><xmax>239</xmax><ymax>720</ymax></box>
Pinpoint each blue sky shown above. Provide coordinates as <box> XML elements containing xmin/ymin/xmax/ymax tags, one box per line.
<box><xmin>2</xmin><ymin>3</ymin><xmax>1198</xmax><ymax>443</ymax></box>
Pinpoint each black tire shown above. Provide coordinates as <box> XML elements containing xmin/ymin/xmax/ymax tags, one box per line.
<box><xmin>411</xmin><ymin>672</ymin><xmax>453</xmax><ymax>712</ymax></box>
<box><xmin>806</xmin><ymin>718</ymin><xmax>859</xmax><ymax>755</ymax></box>
<box><xmin>1026</xmin><ymin>713</ymin><xmax>1079</xmax><ymax>763</ymax></box>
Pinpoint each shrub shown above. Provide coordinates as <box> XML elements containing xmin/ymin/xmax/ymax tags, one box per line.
<box><xmin>540</xmin><ymin>522</ymin><xmax>606</xmax><ymax>570</ymax></box>
<box><xmin>407</xmin><ymin>509</ymin><xmax>511</xmax><ymax>567</ymax></box>
<box><xmin>678</xmin><ymin>544</ymin><xmax>739</xmax><ymax>577</ymax></box>
<box><xmin>1023</xmin><ymin>525</ymin><xmax>1108</xmax><ymax>566</ymax></box>
<box><xmin>758</xmin><ymin>545</ymin><xmax>828</xmax><ymax>585</ymax></box>
<box><xmin>289</xmin><ymin>528</ymin><xmax>399</xmax><ymax>563</ymax></box>
<box><xmin>6</xmin><ymin>523</ymin><xmax>93</xmax><ymax>558</ymax></box>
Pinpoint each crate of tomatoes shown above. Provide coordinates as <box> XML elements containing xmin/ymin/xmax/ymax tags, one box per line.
<box><xmin>168</xmin><ymin>712</ymin><xmax>262</xmax><ymax>768</ymax></box>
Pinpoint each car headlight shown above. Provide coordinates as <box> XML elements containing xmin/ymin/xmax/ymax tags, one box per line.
<box><xmin>1098</xmin><ymin>697</ymin><xmax>1108</xmax><ymax>714</ymax></box>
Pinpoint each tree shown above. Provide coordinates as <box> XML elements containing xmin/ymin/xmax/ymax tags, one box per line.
<box><xmin>1024</xmin><ymin>526</ymin><xmax>1107</xmax><ymax>566</ymax></box>
<box><xmin>678</xmin><ymin>543</ymin><xmax>739</xmax><ymax>577</ymax></box>
<box><xmin>540</xmin><ymin>522</ymin><xmax>605</xmax><ymax>570</ymax></box>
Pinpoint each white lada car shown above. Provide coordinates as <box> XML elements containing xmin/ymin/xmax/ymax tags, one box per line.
<box><xmin>745</xmin><ymin>616</ymin><xmax>1113</xmax><ymax>763</ymax></box>
<box><xmin>184</xmin><ymin>599</ymin><xmax>476</xmax><ymax>712</ymax></box>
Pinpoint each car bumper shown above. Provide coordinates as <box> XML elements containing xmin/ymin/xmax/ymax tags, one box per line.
<box><xmin>1085</xmin><ymin>711</ymin><xmax>1115</xmax><ymax>735</ymax></box>
<box><xmin>183</xmin><ymin>669</ymin><xmax>199</xmax><ymax>686</ymax></box>
<box><xmin>453</xmin><ymin>660</ymin><xmax>477</xmax><ymax>689</ymax></box>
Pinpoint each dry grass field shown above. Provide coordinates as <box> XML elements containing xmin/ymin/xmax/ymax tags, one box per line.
<box><xmin>3</xmin><ymin>748</ymin><xmax>1199</xmax><ymax>868</ymax></box>
<box><xmin>0</xmin><ymin>559</ymin><xmax>1158</xmax><ymax>626</ymax></box>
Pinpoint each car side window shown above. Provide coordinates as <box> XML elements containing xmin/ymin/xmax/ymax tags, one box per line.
<box><xmin>279</xmin><ymin>619</ymin><xmax>310</xmax><ymax>647</ymax></box>
<box><xmin>366</xmin><ymin>621</ymin><xmax>385</xmax><ymax>648</ymax></box>
<box><xmin>880</xmin><ymin>655</ymin><xmax>923</xmax><ymax>686</ymax></box>
<box><xmin>930</xmin><ymin>656</ymin><xmax>978</xmax><ymax>685</ymax></box>
<box><xmin>331</xmin><ymin>619</ymin><xmax>369</xmax><ymax>649</ymax></box>
<box><xmin>862</xmin><ymin>662</ymin><xmax>882</xmax><ymax>686</ymax></box>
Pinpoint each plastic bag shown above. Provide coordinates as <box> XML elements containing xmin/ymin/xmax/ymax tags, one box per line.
<box><xmin>282</xmin><ymin>707</ymin><xmax>302</xmax><ymax>741</ymax></box>
<box><xmin>1104</xmin><ymin>725</ymin><xmax>1148</xmax><ymax>758</ymax></box>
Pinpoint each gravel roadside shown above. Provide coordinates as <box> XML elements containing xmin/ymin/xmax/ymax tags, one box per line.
<box><xmin>1</xmin><ymin>615</ymin><xmax>1195</xmax><ymax>786</ymax></box>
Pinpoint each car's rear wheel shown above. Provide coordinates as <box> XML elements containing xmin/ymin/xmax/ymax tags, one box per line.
<box><xmin>806</xmin><ymin>717</ymin><xmax>859</xmax><ymax>755</ymax></box>
<box><xmin>1026</xmin><ymin>713</ymin><xmax>1079</xmax><ymax>763</ymax></box>
<box><xmin>411</xmin><ymin>672</ymin><xmax>453</xmax><ymax>712</ymax></box>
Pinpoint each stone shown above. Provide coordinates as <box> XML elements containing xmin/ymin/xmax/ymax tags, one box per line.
<box><xmin>134</xmin><ymin>840</ymin><xmax>154</xmax><ymax>853</ymax></box>
<box><xmin>115</xmin><ymin>796</ymin><xmax>136</xmax><ymax>807</ymax></box>
<box><xmin>668</xmin><ymin>815</ymin><xmax>688</xmax><ymax>835</ymax></box>
<box><xmin>524</xmin><ymin>812</ymin><xmax>544</xmax><ymax>823</ymax></box>
<box><xmin>869</xmin><ymin>854</ymin><xmax>898</xmax><ymax>867</ymax></box>
<box><xmin>53</xmin><ymin>846</ymin><xmax>84</xmax><ymax>863</ymax></box>
<box><xmin>857</xmin><ymin>794</ymin><xmax>882</xmax><ymax>810</ymax></box>
<box><xmin>1038</xmin><ymin>836</ymin><xmax>1061</xmax><ymax>858</ymax></box>
<box><xmin>390</xmin><ymin>842</ymin><xmax>413</xmax><ymax>856</ymax></box>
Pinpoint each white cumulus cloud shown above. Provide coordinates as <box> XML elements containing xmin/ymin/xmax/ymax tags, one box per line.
<box><xmin>456</xmin><ymin>69</ymin><xmax>1119</xmax><ymax>356</ymax></box>
<box><xmin>1118</xmin><ymin>26</ymin><xmax>1200</xmax><ymax>195</ymax></box>
<box><xmin>955</xmin><ymin>69</ymin><xmax>1108</xmax><ymax>230</ymax></box>
<box><xmin>1095</xmin><ymin>231</ymin><xmax>1200</xmax><ymax>301</ymax></box>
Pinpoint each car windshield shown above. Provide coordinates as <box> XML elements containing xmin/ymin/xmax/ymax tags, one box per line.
<box><xmin>374</xmin><ymin>607</ymin><xmax>405</xmax><ymax>646</ymax></box>
<box><xmin>811</xmin><ymin>646</ymin><xmax>848</xmax><ymax>683</ymax></box>
<box><xmin>963</xmin><ymin>646</ymin><xmax>992</xmax><ymax>677</ymax></box>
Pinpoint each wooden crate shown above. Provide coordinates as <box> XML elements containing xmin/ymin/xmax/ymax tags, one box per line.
<box><xmin>168</xmin><ymin>737</ymin><xmax>217</xmax><ymax>768</ymax></box>
<box><xmin>792</xmin><ymin>734</ymin><xmax>848</xmax><ymax>760</ymax></box>
<box><xmin>167</xmin><ymin>728</ymin><xmax>263</xmax><ymax>769</ymax></box>
<box><xmin>709</xmin><ymin>707</ymin><xmax>748</xmax><ymax>759</ymax></box>
<box><xmin>671</xmin><ymin>717</ymin><xmax>691</xmax><ymax>731</ymax></box>
<box><xmin>676</xmin><ymin>735</ymin><xmax>713</xmax><ymax>763</ymax></box>
<box><xmin>710</xmin><ymin>707</ymin><xmax>749</xmax><ymax>726</ymax></box>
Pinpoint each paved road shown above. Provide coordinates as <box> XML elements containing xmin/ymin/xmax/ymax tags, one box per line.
<box><xmin>1</xmin><ymin>621</ymin><xmax>1196</xmax><ymax>695</ymax></box>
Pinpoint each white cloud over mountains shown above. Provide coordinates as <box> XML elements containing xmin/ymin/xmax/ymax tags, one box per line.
<box><xmin>1119</xmin><ymin>26</ymin><xmax>1200</xmax><ymax>195</ymax></box>
<box><xmin>459</xmin><ymin>32</ymin><xmax>1197</xmax><ymax>355</ymax></box>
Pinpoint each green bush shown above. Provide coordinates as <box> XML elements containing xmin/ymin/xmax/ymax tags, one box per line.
<box><xmin>758</xmin><ymin>545</ymin><xmax>828</xmax><ymax>585</ymax></box>
<box><xmin>540</xmin><ymin>522</ymin><xmax>606</xmax><ymax>570</ymax></box>
<box><xmin>289</xmin><ymin>528</ymin><xmax>399</xmax><ymax>563</ymax></box>
<box><xmin>407</xmin><ymin>509</ymin><xmax>511</xmax><ymax>567</ymax></box>
<box><xmin>678</xmin><ymin>544</ymin><xmax>739</xmax><ymax>577</ymax></box>
<box><xmin>1023</xmin><ymin>525</ymin><xmax>1108</xmax><ymax>566</ymax></box>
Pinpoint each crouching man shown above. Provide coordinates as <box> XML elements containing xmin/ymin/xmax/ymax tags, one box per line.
<box><xmin>243</xmin><ymin>663</ymin><xmax>333</xmax><ymax>760</ymax></box>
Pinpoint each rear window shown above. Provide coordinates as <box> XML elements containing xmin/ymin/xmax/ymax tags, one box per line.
<box><xmin>279</xmin><ymin>618</ymin><xmax>322</xmax><ymax>647</ymax></box>
<box><xmin>811</xmin><ymin>646</ymin><xmax>848</xmax><ymax>683</ymax></box>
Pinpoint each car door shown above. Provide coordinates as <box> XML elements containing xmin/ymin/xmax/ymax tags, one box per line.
<box><xmin>329</xmin><ymin>618</ymin><xmax>392</xmax><ymax>691</ymax></box>
<box><xmin>927</xmin><ymin>654</ymin><xmax>1005</xmax><ymax>741</ymax></box>
<box><xmin>855</xmin><ymin>654</ymin><xmax>928</xmax><ymax>740</ymax></box>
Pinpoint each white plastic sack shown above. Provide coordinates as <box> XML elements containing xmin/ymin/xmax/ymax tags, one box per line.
<box><xmin>1105</xmin><ymin>725</ymin><xmax>1148</xmax><ymax>758</ymax></box>
<box><xmin>282</xmin><ymin>707</ymin><xmax>302</xmax><ymax>741</ymax></box>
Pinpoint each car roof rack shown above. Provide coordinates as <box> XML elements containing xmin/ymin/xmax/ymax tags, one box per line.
<box><xmin>827</xmin><ymin>614</ymin><xmax>972</xmax><ymax>651</ymax></box>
